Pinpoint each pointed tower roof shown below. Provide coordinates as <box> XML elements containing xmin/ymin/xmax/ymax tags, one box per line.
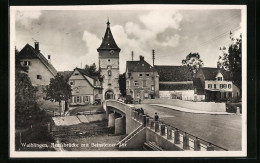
<box><xmin>97</xmin><ymin>19</ymin><xmax>121</xmax><ymax>51</ymax></box>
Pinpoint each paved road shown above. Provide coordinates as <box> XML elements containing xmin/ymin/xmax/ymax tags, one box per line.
<box><xmin>134</xmin><ymin>104</ymin><xmax>242</xmax><ymax>151</ymax></box>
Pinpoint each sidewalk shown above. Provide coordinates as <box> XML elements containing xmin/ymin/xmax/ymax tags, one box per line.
<box><xmin>149</xmin><ymin>104</ymin><xmax>234</xmax><ymax>115</ymax></box>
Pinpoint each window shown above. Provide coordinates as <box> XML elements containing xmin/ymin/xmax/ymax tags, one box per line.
<box><xmin>143</xmin><ymin>80</ymin><xmax>147</xmax><ymax>87</ymax></box>
<box><xmin>84</xmin><ymin>96</ymin><xmax>89</xmax><ymax>102</ymax></box>
<box><xmin>134</xmin><ymin>81</ymin><xmax>138</xmax><ymax>86</ymax></box>
<box><xmin>214</xmin><ymin>84</ymin><xmax>216</xmax><ymax>89</ymax></box>
<box><xmin>74</xmin><ymin>73</ymin><xmax>79</xmax><ymax>76</ymax></box>
<box><xmin>108</xmin><ymin>70</ymin><xmax>111</xmax><ymax>76</ymax></box>
<box><xmin>139</xmin><ymin>73</ymin><xmax>143</xmax><ymax>77</ymax></box>
<box><xmin>228</xmin><ymin>84</ymin><xmax>231</xmax><ymax>89</ymax></box>
<box><xmin>217</xmin><ymin>77</ymin><xmax>223</xmax><ymax>81</ymax></box>
<box><xmin>76</xmin><ymin>96</ymin><xmax>81</xmax><ymax>103</ymax></box>
<box><xmin>99</xmin><ymin>89</ymin><xmax>102</xmax><ymax>94</ymax></box>
<box><xmin>223</xmin><ymin>84</ymin><xmax>227</xmax><ymax>89</ymax></box>
<box><xmin>108</xmin><ymin>59</ymin><xmax>110</xmax><ymax>62</ymax></box>
<box><xmin>37</xmin><ymin>75</ymin><xmax>42</xmax><ymax>80</ymax></box>
<box><xmin>151</xmin><ymin>86</ymin><xmax>154</xmax><ymax>91</ymax></box>
<box><xmin>69</xmin><ymin>80</ymin><xmax>74</xmax><ymax>85</ymax></box>
<box><xmin>146</xmin><ymin>73</ymin><xmax>150</xmax><ymax>77</ymax></box>
<box><xmin>23</xmin><ymin>61</ymin><xmax>31</xmax><ymax>66</ymax></box>
<box><xmin>208</xmin><ymin>84</ymin><xmax>212</xmax><ymax>88</ymax></box>
<box><xmin>220</xmin><ymin>84</ymin><xmax>223</xmax><ymax>89</ymax></box>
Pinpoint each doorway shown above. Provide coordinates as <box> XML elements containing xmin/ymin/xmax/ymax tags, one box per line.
<box><xmin>105</xmin><ymin>90</ymin><xmax>114</xmax><ymax>99</ymax></box>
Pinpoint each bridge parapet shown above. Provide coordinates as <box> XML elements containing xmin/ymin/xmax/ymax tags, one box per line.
<box><xmin>105</xmin><ymin>100</ymin><xmax>127</xmax><ymax>114</ymax></box>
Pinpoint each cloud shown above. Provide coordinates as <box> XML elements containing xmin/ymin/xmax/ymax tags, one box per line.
<box><xmin>159</xmin><ymin>34</ymin><xmax>180</xmax><ymax>47</ymax></box>
<box><xmin>125</xmin><ymin>10</ymin><xmax>183</xmax><ymax>48</ymax></box>
<box><xmin>16</xmin><ymin>10</ymin><xmax>42</xmax><ymax>29</ymax></box>
<box><xmin>139</xmin><ymin>10</ymin><xmax>183</xmax><ymax>33</ymax></box>
<box><xmin>82</xmin><ymin>30</ymin><xmax>101</xmax><ymax>67</ymax></box>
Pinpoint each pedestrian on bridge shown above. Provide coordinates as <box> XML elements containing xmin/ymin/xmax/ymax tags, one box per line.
<box><xmin>154</xmin><ymin>112</ymin><xmax>159</xmax><ymax>122</ymax></box>
<box><xmin>140</xmin><ymin>108</ymin><xmax>144</xmax><ymax>115</ymax></box>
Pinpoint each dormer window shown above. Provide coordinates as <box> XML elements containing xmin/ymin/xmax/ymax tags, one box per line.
<box><xmin>139</xmin><ymin>73</ymin><xmax>143</xmax><ymax>77</ymax></box>
<box><xmin>217</xmin><ymin>77</ymin><xmax>223</xmax><ymax>81</ymax></box>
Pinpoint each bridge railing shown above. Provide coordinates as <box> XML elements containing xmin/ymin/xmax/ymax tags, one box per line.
<box><xmin>105</xmin><ymin>100</ymin><xmax>126</xmax><ymax>114</ymax></box>
<box><xmin>131</xmin><ymin>109</ymin><xmax>228</xmax><ymax>151</ymax></box>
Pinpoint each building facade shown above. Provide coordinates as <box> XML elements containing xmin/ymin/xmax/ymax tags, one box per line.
<box><xmin>97</xmin><ymin>20</ymin><xmax>121</xmax><ymax>100</ymax></box>
<box><xmin>17</xmin><ymin>42</ymin><xmax>57</xmax><ymax>86</ymax></box>
<box><xmin>194</xmin><ymin>67</ymin><xmax>240</xmax><ymax>102</ymax></box>
<box><xmin>125</xmin><ymin>56</ymin><xmax>159</xmax><ymax>102</ymax></box>
<box><xmin>68</xmin><ymin>68</ymin><xmax>102</xmax><ymax>105</ymax></box>
<box><xmin>154</xmin><ymin>65</ymin><xmax>204</xmax><ymax>101</ymax></box>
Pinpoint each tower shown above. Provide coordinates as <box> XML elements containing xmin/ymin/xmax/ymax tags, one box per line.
<box><xmin>97</xmin><ymin>20</ymin><xmax>121</xmax><ymax>100</ymax></box>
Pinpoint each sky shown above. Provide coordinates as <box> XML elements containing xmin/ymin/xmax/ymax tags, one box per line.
<box><xmin>14</xmin><ymin>5</ymin><xmax>243</xmax><ymax>73</ymax></box>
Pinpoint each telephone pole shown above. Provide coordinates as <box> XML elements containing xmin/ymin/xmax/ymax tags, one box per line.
<box><xmin>152</xmin><ymin>49</ymin><xmax>155</xmax><ymax>98</ymax></box>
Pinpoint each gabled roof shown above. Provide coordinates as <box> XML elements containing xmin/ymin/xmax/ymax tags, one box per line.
<box><xmin>97</xmin><ymin>20</ymin><xmax>120</xmax><ymax>51</ymax></box>
<box><xmin>69</xmin><ymin>68</ymin><xmax>102</xmax><ymax>89</ymax></box>
<box><xmin>126</xmin><ymin>59</ymin><xmax>154</xmax><ymax>72</ymax></box>
<box><xmin>17</xmin><ymin>44</ymin><xmax>58</xmax><ymax>76</ymax></box>
<box><xmin>200</xmin><ymin>67</ymin><xmax>232</xmax><ymax>81</ymax></box>
<box><xmin>154</xmin><ymin>65</ymin><xmax>193</xmax><ymax>82</ymax></box>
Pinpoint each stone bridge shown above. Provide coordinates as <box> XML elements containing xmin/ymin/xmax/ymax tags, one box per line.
<box><xmin>103</xmin><ymin>100</ymin><xmax>228</xmax><ymax>151</ymax></box>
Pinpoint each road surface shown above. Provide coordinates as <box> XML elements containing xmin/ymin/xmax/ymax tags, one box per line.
<box><xmin>134</xmin><ymin>104</ymin><xmax>242</xmax><ymax>151</ymax></box>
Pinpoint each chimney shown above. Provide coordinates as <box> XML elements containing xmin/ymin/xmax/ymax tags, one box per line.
<box><xmin>35</xmin><ymin>42</ymin><xmax>40</xmax><ymax>53</ymax></box>
<box><xmin>48</xmin><ymin>55</ymin><xmax>51</xmax><ymax>63</ymax></box>
<box><xmin>140</xmin><ymin>55</ymin><xmax>144</xmax><ymax>61</ymax></box>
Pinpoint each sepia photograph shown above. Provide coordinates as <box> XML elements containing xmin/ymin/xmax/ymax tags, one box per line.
<box><xmin>9</xmin><ymin>5</ymin><xmax>247</xmax><ymax>157</ymax></box>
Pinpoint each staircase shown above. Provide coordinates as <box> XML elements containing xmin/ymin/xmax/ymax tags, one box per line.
<box><xmin>116</xmin><ymin>125</ymin><xmax>145</xmax><ymax>149</ymax></box>
<box><xmin>143</xmin><ymin>141</ymin><xmax>164</xmax><ymax>151</ymax></box>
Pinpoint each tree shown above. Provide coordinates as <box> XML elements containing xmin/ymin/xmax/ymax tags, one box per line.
<box><xmin>182</xmin><ymin>52</ymin><xmax>204</xmax><ymax>76</ymax></box>
<box><xmin>15</xmin><ymin>48</ymin><xmax>48</xmax><ymax>128</ymax></box>
<box><xmin>84</xmin><ymin>63</ymin><xmax>100</xmax><ymax>77</ymax></box>
<box><xmin>217</xmin><ymin>32</ymin><xmax>242</xmax><ymax>94</ymax></box>
<box><xmin>45</xmin><ymin>74</ymin><xmax>72</xmax><ymax>116</ymax></box>
<box><xmin>118</xmin><ymin>73</ymin><xmax>126</xmax><ymax>97</ymax></box>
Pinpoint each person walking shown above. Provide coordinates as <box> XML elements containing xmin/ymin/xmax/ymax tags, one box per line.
<box><xmin>140</xmin><ymin>108</ymin><xmax>144</xmax><ymax>115</ymax></box>
<box><xmin>154</xmin><ymin>112</ymin><xmax>159</xmax><ymax>122</ymax></box>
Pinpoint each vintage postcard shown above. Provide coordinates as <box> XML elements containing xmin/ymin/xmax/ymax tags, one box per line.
<box><xmin>9</xmin><ymin>5</ymin><xmax>247</xmax><ymax>157</ymax></box>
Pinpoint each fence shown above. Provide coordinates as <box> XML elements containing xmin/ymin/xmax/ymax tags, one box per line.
<box><xmin>131</xmin><ymin>109</ymin><xmax>228</xmax><ymax>151</ymax></box>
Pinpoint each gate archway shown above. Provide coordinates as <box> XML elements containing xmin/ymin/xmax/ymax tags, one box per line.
<box><xmin>105</xmin><ymin>90</ymin><xmax>114</xmax><ymax>99</ymax></box>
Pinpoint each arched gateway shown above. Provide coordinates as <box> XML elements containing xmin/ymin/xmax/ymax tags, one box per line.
<box><xmin>105</xmin><ymin>90</ymin><xmax>114</xmax><ymax>99</ymax></box>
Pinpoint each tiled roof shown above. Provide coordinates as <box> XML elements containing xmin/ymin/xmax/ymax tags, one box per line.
<box><xmin>57</xmin><ymin>71</ymin><xmax>73</xmax><ymax>80</ymax></box>
<box><xmin>154</xmin><ymin>65</ymin><xmax>193</xmax><ymax>82</ymax></box>
<box><xmin>193</xmin><ymin>78</ymin><xmax>205</xmax><ymax>95</ymax></box>
<box><xmin>76</xmin><ymin>68</ymin><xmax>99</xmax><ymax>80</ymax></box>
<box><xmin>18</xmin><ymin>44</ymin><xmax>58</xmax><ymax>76</ymax></box>
<box><xmin>200</xmin><ymin>67</ymin><xmax>232</xmax><ymax>81</ymax></box>
<box><xmin>159</xmin><ymin>83</ymin><xmax>193</xmax><ymax>91</ymax></box>
<box><xmin>97</xmin><ymin>21</ymin><xmax>120</xmax><ymax>51</ymax></box>
<box><xmin>126</xmin><ymin>60</ymin><xmax>154</xmax><ymax>72</ymax></box>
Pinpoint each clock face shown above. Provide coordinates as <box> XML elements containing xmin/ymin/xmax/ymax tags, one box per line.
<box><xmin>110</xmin><ymin>50</ymin><xmax>114</xmax><ymax>54</ymax></box>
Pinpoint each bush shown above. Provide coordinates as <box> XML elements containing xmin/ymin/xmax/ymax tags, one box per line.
<box><xmin>226</xmin><ymin>103</ymin><xmax>242</xmax><ymax>113</ymax></box>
